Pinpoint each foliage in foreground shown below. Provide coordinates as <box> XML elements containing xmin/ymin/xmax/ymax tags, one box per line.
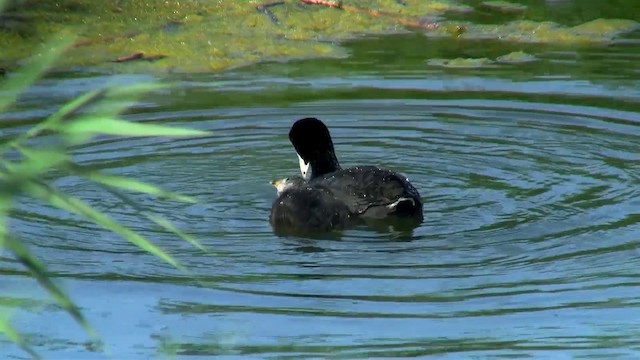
<box><xmin>0</xmin><ymin>17</ymin><xmax>210</xmax><ymax>360</ymax></box>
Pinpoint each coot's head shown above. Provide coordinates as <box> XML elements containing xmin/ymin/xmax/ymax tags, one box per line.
<box><xmin>288</xmin><ymin>117</ymin><xmax>341</xmax><ymax>180</ymax></box>
<box><xmin>270</xmin><ymin>176</ymin><xmax>306</xmax><ymax>195</ymax></box>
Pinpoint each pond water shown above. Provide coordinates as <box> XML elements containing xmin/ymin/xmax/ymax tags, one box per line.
<box><xmin>2</xmin><ymin>7</ymin><xmax>640</xmax><ymax>360</ymax></box>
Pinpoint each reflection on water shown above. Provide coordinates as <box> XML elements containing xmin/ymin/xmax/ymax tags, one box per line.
<box><xmin>2</xmin><ymin>30</ymin><xmax>640</xmax><ymax>359</ymax></box>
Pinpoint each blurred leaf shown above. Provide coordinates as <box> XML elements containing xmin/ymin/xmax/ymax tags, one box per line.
<box><xmin>48</xmin><ymin>88</ymin><xmax>107</xmax><ymax>125</ymax></box>
<box><xmin>105</xmin><ymin>82</ymin><xmax>169</xmax><ymax>98</ymax></box>
<box><xmin>0</xmin><ymin>196</ymin><xmax>9</xmax><ymax>248</ymax></box>
<box><xmin>4</xmin><ymin>147</ymin><xmax>68</xmax><ymax>179</ymax></box>
<box><xmin>77</xmin><ymin>82</ymin><xmax>169</xmax><ymax>125</ymax></box>
<box><xmin>75</xmin><ymin>170</ymin><xmax>197</xmax><ymax>203</ymax></box>
<box><xmin>0</xmin><ymin>19</ymin><xmax>206</xmax><ymax>358</ymax></box>
<box><xmin>145</xmin><ymin>213</ymin><xmax>206</xmax><ymax>253</ymax></box>
<box><xmin>24</xmin><ymin>181</ymin><xmax>183</xmax><ymax>270</ymax></box>
<box><xmin>0</xmin><ymin>316</ymin><xmax>41</xmax><ymax>360</ymax></box>
<box><xmin>0</xmin><ymin>173</ymin><xmax>23</xmax><ymax>198</ymax></box>
<box><xmin>1</xmin><ymin>89</ymin><xmax>107</xmax><ymax>151</ymax></box>
<box><xmin>0</xmin><ymin>31</ymin><xmax>77</xmax><ymax>114</ymax></box>
<box><xmin>86</xmin><ymin>179</ymin><xmax>218</xmax><ymax>257</ymax></box>
<box><xmin>61</xmin><ymin>117</ymin><xmax>209</xmax><ymax>137</ymax></box>
<box><xmin>0</xmin><ymin>81</ymin><xmax>171</xmax><ymax>150</ymax></box>
<box><xmin>66</xmin><ymin>164</ymin><xmax>215</xmax><ymax>255</ymax></box>
<box><xmin>3</xmin><ymin>236</ymin><xmax>97</xmax><ymax>338</ymax></box>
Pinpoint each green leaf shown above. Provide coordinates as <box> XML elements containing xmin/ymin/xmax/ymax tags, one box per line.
<box><xmin>61</xmin><ymin>117</ymin><xmax>210</xmax><ymax>137</ymax></box>
<box><xmin>0</xmin><ymin>316</ymin><xmax>41</xmax><ymax>360</ymax></box>
<box><xmin>0</xmin><ymin>81</ymin><xmax>171</xmax><ymax>150</ymax></box>
<box><xmin>105</xmin><ymin>82</ymin><xmax>170</xmax><ymax>98</ymax></box>
<box><xmin>78</xmin><ymin>178</ymin><xmax>219</xmax><ymax>257</ymax></box>
<box><xmin>77</xmin><ymin>171</ymin><xmax>196</xmax><ymax>203</ymax></box>
<box><xmin>65</xmin><ymin>164</ymin><xmax>216</xmax><ymax>256</ymax></box>
<box><xmin>44</xmin><ymin>88</ymin><xmax>106</xmax><ymax>128</ymax></box>
<box><xmin>0</xmin><ymin>31</ymin><xmax>77</xmax><ymax>113</ymax></box>
<box><xmin>75</xmin><ymin>83</ymin><xmax>163</xmax><ymax>123</ymax></box>
<box><xmin>146</xmin><ymin>213</ymin><xmax>206</xmax><ymax>253</ymax></box>
<box><xmin>4</xmin><ymin>147</ymin><xmax>69</xmax><ymax>179</ymax></box>
<box><xmin>0</xmin><ymin>89</ymin><xmax>107</xmax><ymax>151</ymax></box>
<box><xmin>24</xmin><ymin>181</ymin><xmax>182</xmax><ymax>270</ymax></box>
<box><xmin>81</xmin><ymin>179</ymin><xmax>213</xmax><ymax>255</ymax></box>
<box><xmin>0</xmin><ymin>196</ymin><xmax>10</xmax><ymax>250</ymax></box>
<box><xmin>4</xmin><ymin>235</ymin><xmax>99</xmax><ymax>342</ymax></box>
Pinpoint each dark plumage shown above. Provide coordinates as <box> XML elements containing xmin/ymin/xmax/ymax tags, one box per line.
<box><xmin>269</xmin><ymin>176</ymin><xmax>352</xmax><ymax>235</ymax></box>
<box><xmin>289</xmin><ymin>117</ymin><xmax>423</xmax><ymax>222</ymax></box>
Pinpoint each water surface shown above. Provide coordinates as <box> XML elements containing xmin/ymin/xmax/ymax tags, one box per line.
<box><xmin>2</xmin><ymin>12</ymin><xmax>640</xmax><ymax>360</ymax></box>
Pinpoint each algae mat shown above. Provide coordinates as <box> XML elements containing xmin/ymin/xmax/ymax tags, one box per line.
<box><xmin>0</xmin><ymin>0</ymin><xmax>638</xmax><ymax>74</ymax></box>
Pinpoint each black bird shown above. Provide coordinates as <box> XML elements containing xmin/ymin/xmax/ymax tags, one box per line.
<box><xmin>269</xmin><ymin>176</ymin><xmax>352</xmax><ymax>235</ymax></box>
<box><xmin>288</xmin><ymin>117</ymin><xmax>423</xmax><ymax>222</ymax></box>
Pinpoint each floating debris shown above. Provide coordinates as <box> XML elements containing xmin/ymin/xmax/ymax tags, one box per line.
<box><xmin>112</xmin><ymin>52</ymin><xmax>144</xmax><ymax>63</ymax></box>
<box><xmin>300</xmin><ymin>0</ymin><xmax>343</xmax><ymax>9</ymax></box>
<box><xmin>256</xmin><ymin>1</ymin><xmax>285</xmax><ymax>24</ymax></box>
<box><xmin>112</xmin><ymin>52</ymin><xmax>167</xmax><ymax>63</ymax></box>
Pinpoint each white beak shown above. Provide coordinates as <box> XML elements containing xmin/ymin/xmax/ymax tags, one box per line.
<box><xmin>297</xmin><ymin>154</ymin><xmax>311</xmax><ymax>180</ymax></box>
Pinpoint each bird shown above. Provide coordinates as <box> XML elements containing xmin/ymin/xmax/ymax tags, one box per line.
<box><xmin>288</xmin><ymin>117</ymin><xmax>423</xmax><ymax>222</ymax></box>
<box><xmin>269</xmin><ymin>176</ymin><xmax>352</xmax><ymax>235</ymax></box>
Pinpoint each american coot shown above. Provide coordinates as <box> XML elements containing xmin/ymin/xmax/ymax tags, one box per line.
<box><xmin>269</xmin><ymin>176</ymin><xmax>352</xmax><ymax>235</ymax></box>
<box><xmin>288</xmin><ymin>117</ymin><xmax>423</xmax><ymax>222</ymax></box>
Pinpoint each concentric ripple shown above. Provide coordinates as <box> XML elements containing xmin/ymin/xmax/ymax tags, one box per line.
<box><xmin>3</xmin><ymin>58</ymin><xmax>640</xmax><ymax>359</ymax></box>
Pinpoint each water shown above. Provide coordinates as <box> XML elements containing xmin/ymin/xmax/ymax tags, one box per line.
<box><xmin>3</xmin><ymin>9</ymin><xmax>640</xmax><ymax>360</ymax></box>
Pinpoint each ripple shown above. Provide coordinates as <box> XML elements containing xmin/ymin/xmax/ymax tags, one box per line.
<box><xmin>4</xmin><ymin>78</ymin><xmax>640</xmax><ymax>358</ymax></box>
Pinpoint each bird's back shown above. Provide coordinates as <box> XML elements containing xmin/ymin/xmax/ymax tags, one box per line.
<box><xmin>269</xmin><ymin>187</ymin><xmax>352</xmax><ymax>235</ymax></box>
<box><xmin>309</xmin><ymin>166</ymin><xmax>423</xmax><ymax>220</ymax></box>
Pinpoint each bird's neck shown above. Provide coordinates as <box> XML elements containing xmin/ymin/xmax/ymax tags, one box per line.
<box><xmin>311</xmin><ymin>153</ymin><xmax>341</xmax><ymax>178</ymax></box>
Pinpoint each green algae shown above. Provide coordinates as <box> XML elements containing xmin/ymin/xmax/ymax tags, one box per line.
<box><xmin>427</xmin><ymin>51</ymin><xmax>536</xmax><ymax>69</ymax></box>
<box><xmin>0</xmin><ymin>0</ymin><xmax>464</xmax><ymax>73</ymax></box>
<box><xmin>480</xmin><ymin>1</ymin><xmax>527</xmax><ymax>13</ymax></box>
<box><xmin>571</xmin><ymin>18</ymin><xmax>639</xmax><ymax>38</ymax></box>
<box><xmin>496</xmin><ymin>51</ymin><xmax>537</xmax><ymax>64</ymax></box>
<box><xmin>0</xmin><ymin>1</ymin><xmax>639</xmax><ymax>74</ymax></box>
<box><xmin>427</xmin><ymin>18</ymin><xmax>639</xmax><ymax>44</ymax></box>
<box><xmin>427</xmin><ymin>57</ymin><xmax>495</xmax><ymax>68</ymax></box>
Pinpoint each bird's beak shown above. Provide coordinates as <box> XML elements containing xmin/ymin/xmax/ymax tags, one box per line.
<box><xmin>270</xmin><ymin>179</ymin><xmax>283</xmax><ymax>188</ymax></box>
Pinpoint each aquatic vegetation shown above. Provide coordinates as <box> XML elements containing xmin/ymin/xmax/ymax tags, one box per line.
<box><xmin>571</xmin><ymin>18</ymin><xmax>640</xmax><ymax>38</ymax></box>
<box><xmin>480</xmin><ymin>1</ymin><xmax>527</xmax><ymax>13</ymax></box>
<box><xmin>496</xmin><ymin>50</ymin><xmax>537</xmax><ymax>63</ymax></box>
<box><xmin>0</xmin><ymin>1</ymin><xmax>638</xmax><ymax>72</ymax></box>
<box><xmin>0</xmin><ymin>0</ymin><xmax>463</xmax><ymax>73</ymax></box>
<box><xmin>427</xmin><ymin>18</ymin><xmax>639</xmax><ymax>44</ymax></box>
<box><xmin>427</xmin><ymin>50</ymin><xmax>538</xmax><ymax>68</ymax></box>
<box><xmin>427</xmin><ymin>57</ymin><xmax>495</xmax><ymax>68</ymax></box>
